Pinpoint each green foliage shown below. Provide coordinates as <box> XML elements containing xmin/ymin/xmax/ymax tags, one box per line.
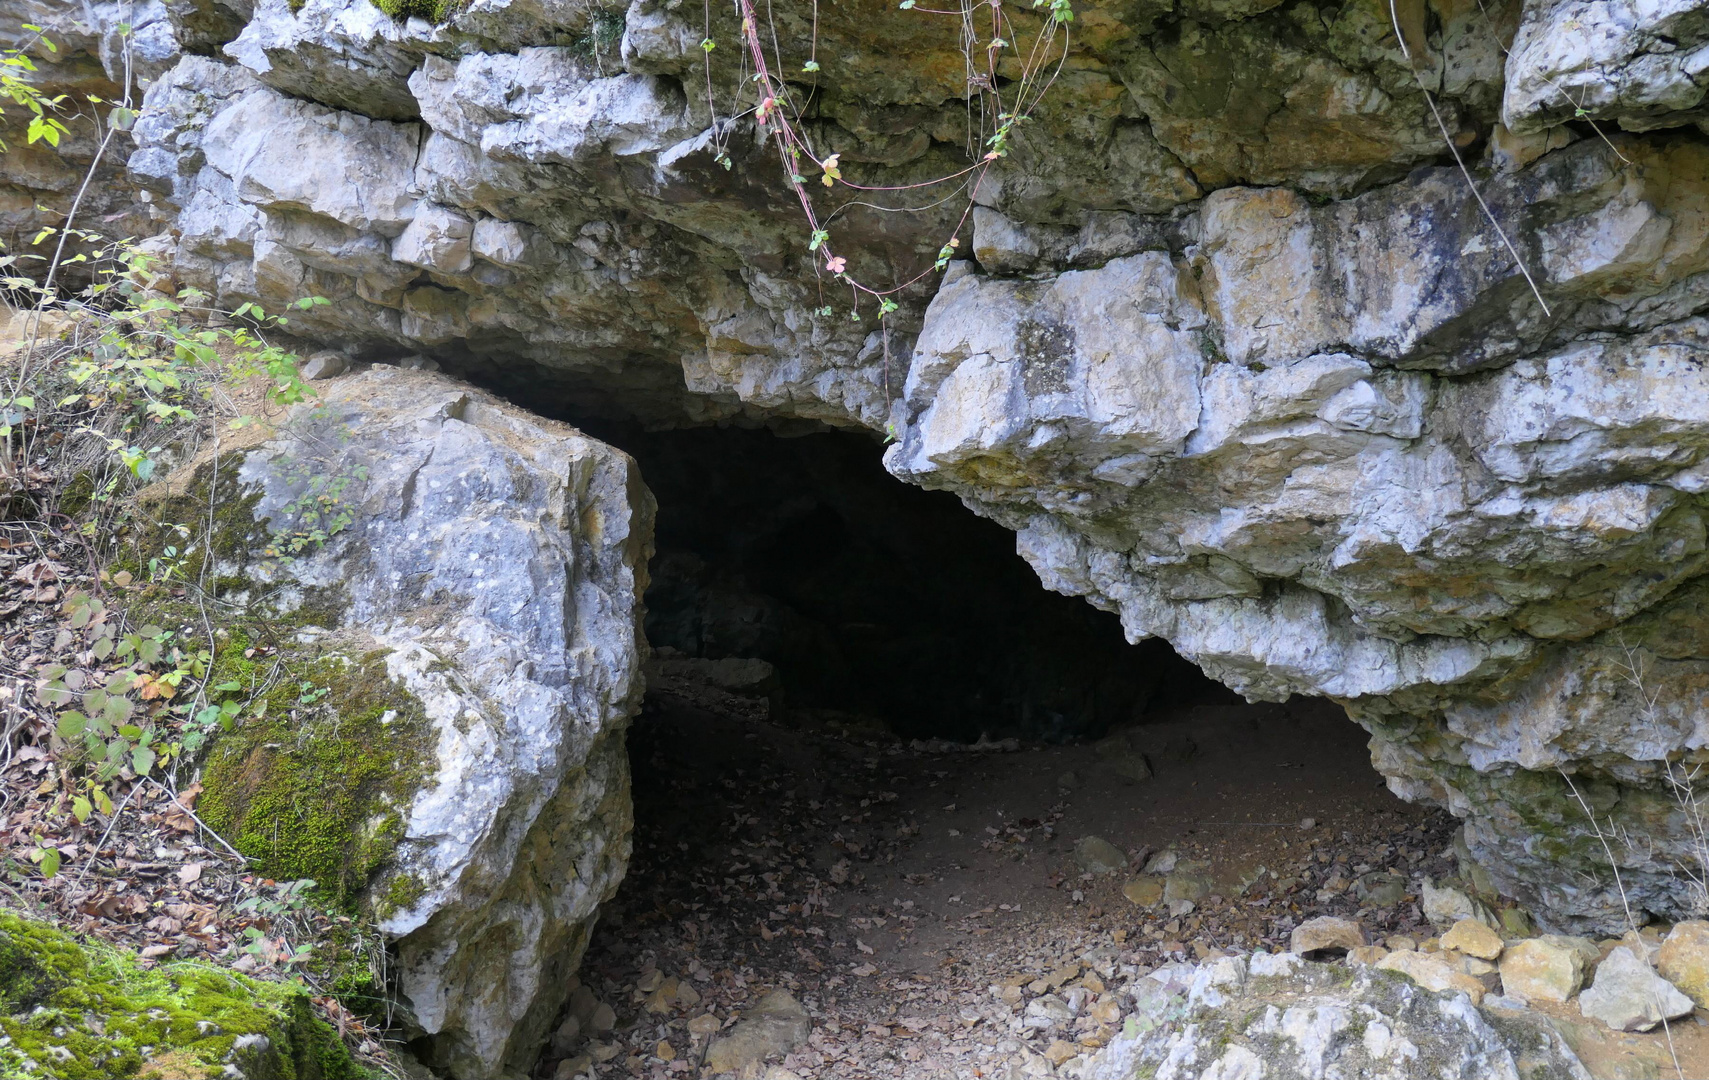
<box><xmin>0</xmin><ymin>32</ymin><xmax>71</xmax><ymax>151</ymax></box>
<box><xmin>0</xmin><ymin>911</ymin><xmax>363</xmax><ymax>1080</ymax></box>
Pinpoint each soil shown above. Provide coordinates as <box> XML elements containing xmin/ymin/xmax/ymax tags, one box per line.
<box><xmin>559</xmin><ymin>684</ymin><xmax>1485</xmax><ymax>1079</ymax></box>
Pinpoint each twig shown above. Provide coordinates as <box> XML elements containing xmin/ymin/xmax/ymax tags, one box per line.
<box><xmin>72</xmin><ymin>778</ymin><xmax>143</xmax><ymax>887</ymax></box>
<box><xmin>143</xmin><ymin>775</ymin><xmax>249</xmax><ymax>865</ymax></box>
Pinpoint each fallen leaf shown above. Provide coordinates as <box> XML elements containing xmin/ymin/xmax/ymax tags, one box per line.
<box><xmin>177</xmin><ymin>862</ymin><xmax>203</xmax><ymax>884</ymax></box>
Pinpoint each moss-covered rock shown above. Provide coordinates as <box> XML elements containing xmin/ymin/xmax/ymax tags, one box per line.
<box><xmin>0</xmin><ymin>911</ymin><xmax>362</xmax><ymax>1080</ymax></box>
<box><xmin>198</xmin><ymin>644</ymin><xmax>431</xmax><ymax>910</ymax></box>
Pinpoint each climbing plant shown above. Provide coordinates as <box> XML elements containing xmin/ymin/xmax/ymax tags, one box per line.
<box><xmin>697</xmin><ymin>0</ymin><xmax>1076</xmax><ymax>322</ymax></box>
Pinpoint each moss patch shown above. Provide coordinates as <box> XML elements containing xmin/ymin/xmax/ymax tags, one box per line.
<box><xmin>198</xmin><ymin>643</ymin><xmax>431</xmax><ymax>912</ymax></box>
<box><xmin>0</xmin><ymin>911</ymin><xmax>363</xmax><ymax>1080</ymax></box>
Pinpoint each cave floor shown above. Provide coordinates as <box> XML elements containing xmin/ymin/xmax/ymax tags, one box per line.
<box><xmin>558</xmin><ymin>690</ymin><xmax>1709</xmax><ymax>1080</ymax></box>
<box><xmin>558</xmin><ymin>691</ymin><xmax>1481</xmax><ymax>1079</ymax></box>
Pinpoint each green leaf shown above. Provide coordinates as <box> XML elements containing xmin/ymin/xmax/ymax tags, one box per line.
<box><xmin>71</xmin><ymin>796</ymin><xmax>91</xmax><ymax>823</ymax></box>
<box><xmin>39</xmin><ymin>848</ymin><xmax>60</xmax><ymax>878</ymax></box>
<box><xmin>212</xmin><ymin>681</ymin><xmax>242</xmax><ymax>692</ymax></box>
<box><xmin>57</xmin><ymin>710</ymin><xmax>88</xmax><ymax>738</ymax></box>
<box><xmin>803</xmin><ymin>60</ymin><xmax>820</xmax><ymax>72</ymax></box>
<box><xmin>132</xmin><ymin>745</ymin><xmax>157</xmax><ymax>775</ymax></box>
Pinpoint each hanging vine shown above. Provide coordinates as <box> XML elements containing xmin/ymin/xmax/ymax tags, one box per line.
<box><xmin>696</xmin><ymin>0</ymin><xmax>1076</xmax><ymax>323</ymax></box>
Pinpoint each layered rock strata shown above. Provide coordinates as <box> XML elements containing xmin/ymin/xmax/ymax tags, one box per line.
<box><xmin>8</xmin><ymin>0</ymin><xmax>1709</xmax><ymax>1057</ymax></box>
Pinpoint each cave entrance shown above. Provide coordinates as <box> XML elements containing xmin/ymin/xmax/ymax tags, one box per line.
<box><xmin>536</xmin><ymin>420</ymin><xmax>1454</xmax><ymax>1080</ymax></box>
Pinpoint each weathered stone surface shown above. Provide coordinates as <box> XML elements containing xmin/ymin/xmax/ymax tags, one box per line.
<box><xmin>1656</xmin><ymin>920</ymin><xmax>1709</xmax><ymax>1008</ymax></box>
<box><xmin>1073</xmin><ymin>836</ymin><xmax>1128</xmax><ymax>876</ymax></box>
<box><xmin>1121</xmin><ymin>876</ymin><xmax>1163</xmax><ymax>908</ymax></box>
<box><xmin>1504</xmin><ymin>0</ymin><xmax>1709</xmax><ymax>134</ymax></box>
<box><xmin>38</xmin><ymin>0</ymin><xmax>1709</xmax><ymax>961</ymax></box>
<box><xmin>1290</xmin><ymin>915</ymin><xmax>1368</xmax><ymax>958</ymax></box>
<box><xmin>228</xmin><ymin>367</ymin><xmax>653</xmax><ymax>1078</ymax></box>
<box><xmin>1443</xmin><ymin>918</ymin><xmax>1506</xmax><ymax>962</ymax></box>
<box><xmin>1376</xmin><ymin>950</ymin><xmax>1489</xmax><ymax>1004</ymax></box>
<box><xmin>1423</xmin><ymin>883</ymin><xmax>1500</xmax><ymax>933</ymax></box>
<box><xmin>705</xmin><ymin>990</ymin><xmax>810</xmax><ymax>1074</ymax></box>
<box><xmin>1577</xmin><ymin>945</ymin><xmax>1695</xmax><ymax>1032</ymax></box>
<box><xmin>1081</xmin><ymin>951</ymin><xmax>1589</xmax><ymax>1079</ymax></box>
<box><xmin>1499</xmin><ymin>936</ymin><xmax>1597</xmax><ymax>1004</ymax></box>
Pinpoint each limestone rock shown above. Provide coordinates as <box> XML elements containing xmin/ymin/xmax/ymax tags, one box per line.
<box><xmin>1079</xmin><ymin>951</ymin><xmax>1589</xmax><ymax>1080</ymax></box>
<box><xmin>1499</xmin><ymin>937</ymin><xmax>1597</xmax><ymax>1004</ymax></box>
<box><xmin>705</xmin><ymin>991</ymin><xmax>810</xmax><ymax>1074</ymax></box>
<box><xmin>1503</xmin><ymin>0</ymin><xmax>1709</xmax><ymax>134</ymax></box>
<box><xmin>1442</xmin><ymin>918</ymin><xmax>1506</xmax><ymax>962</ymax></box>
<box><xmin>1656</xmin><ymin>921</ymin><xmax>1709</xmax><ymax>1008</ymax></box>
<box><xmin>211</xmin><ymin>367</ymin><xmax>652</xmax><ymax>1078</ymax></box>
<box><xmin>1422</xmin><ymin>881</ymin><xmax>1498</xmax><ymax>932</ymax></box>
<box><xmin>1354</xmin><ymin>870</ymin><xmax>1408</xmax><ymax>908</ymax></box>
<box><xmin>64</xmin><ymin>0</ymin><xmax>1709</xmax><ymax>942</ymax></box>
<box><xmin>1073</xmin><ymin>836</ymin><xmax>1127</xmax><ymax>876</ymax></box>
<box><xmin>297</xmin><ymin>349</ymin><xmax>348</xmax><ymax>381</ymax></box>
<box><xmin>1290</xmin><ymin>916</ymin><xmax>1368</xmax><ymax>958</ymax></box>
<box><xmin>1376</xmin><ymin>951</ymin><xmax>1488</xmax><ymax>1003</ymax></box>
<box><xmin>1578</xmin><ymin>946</ymin><xmax>1695</xmax><ymax>1032</ymax></box>
<box><xmin>1121</xmin><ymin>876</ymin><xmax>1163</xmax><ymax>908</ymax></box>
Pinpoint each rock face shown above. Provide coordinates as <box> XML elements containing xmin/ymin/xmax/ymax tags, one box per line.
<box><xmin>1080</xmin><ymin>951</ymin><xmax>1590</xmax><ymax>1080</ymax></box>
<box><xmin>201</xmin><ymin>366</ymin><xmax>653</xmax><ymax>1078</ymax></box>
<box><xmin>9</xmin><ymin>0</ymin><xmax>1709</xmax><ymax>967</ymax></box>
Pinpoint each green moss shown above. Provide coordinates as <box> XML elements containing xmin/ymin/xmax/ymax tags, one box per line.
<box><xmin>374</xmin><ymin>872</ymin><xmax>427</xmax><ymax>923</ymax></box>
<box><xmin>371</xmin><ymin>0</ymin><xmax>456</xmax><ymax>21</ymax></box>
<box><xmin>198</xmin><ymin>644</ymin><xmax>430</xmax><ymax>912</ymax></box>
<box><xmin>0</xmin><ymin>912</ymin><xmax>363</xmax><ymax>1080</ymax></box>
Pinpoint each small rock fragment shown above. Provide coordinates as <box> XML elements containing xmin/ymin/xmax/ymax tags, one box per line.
<box><xmin>706</xmin><ymin>990</ymin><xmax>811</xmax><ymax>1074</ymax></box>
<box><xmin>553</xmin><ymin>1054</ymin><xmax>591</xmax><ymax>1080</ymax></box>
<box><xmin>688</xmin><ymin>1013</ymin><xmax>722</xmax><ymax>1037</ymax></box>
<box><xmin>1074</xmin><ymin>836</ymin><xmax>1128</xmax><ymax>875</ymax></box>
<box><xmin>1579</xmin><ymin>946</ymin><xmax>1695</xmax><ymax>1032</ymax></box>
<box><xmin>1290</xmin><ymin>916</ymin><xmax>1368</xmax><ymax>958</ymax></box>
<box><xmin>299</xmin><ymin>350</ymin><xmax>349</xmax><ymax>381</ymax></box>
<box><xmin>1121</xmin><ymin>876</ymin><xmax>1163</xmax><ymax>907</ymax></box>
<box><xmin>1441</xmin><ymin>918</ymin><xmax>1505</xmax><ymax>961</ymax></box>
<box><xmin>1044</xmin><ymin>1039</ymin><xmax>1079</xmax><ymax>1065</ymax></box>
<box><xmin>1421</xmin><ymin>879</ymin><xmax>1497</xmax><ymax>931</ymax></box>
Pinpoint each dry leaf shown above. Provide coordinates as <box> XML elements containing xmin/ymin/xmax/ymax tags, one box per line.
<box><xmin>177</xmin><ymin>862</ymin><xmax>203</xmax><ymax>884</ymax></box>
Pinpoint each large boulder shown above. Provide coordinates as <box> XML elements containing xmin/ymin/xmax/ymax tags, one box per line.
<box><xmin>184</xmin><ymin>365</ymin><xmax>653</xmax><ymax>1078</ymax></box>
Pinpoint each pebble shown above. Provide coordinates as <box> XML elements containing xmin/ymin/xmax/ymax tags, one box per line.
<box><xmin>1441</xmin><ymin>918</ymin><xmax>1504</xmax><ymax>961</ymax></box>
<box><xmin>1043</xmin><ymin>1039</ymin><xmax>1078</xmax><ymax>1065</ymax></box>
<box><xmin>1578</xmin><ymin>946</ymin><xmax>1695</xmax><ymax>1032</ymax></box>
<box><xmin>1657</xmin><ymin>921</ymin><xmax>1709</xmax><ymax>1009</ymax></box>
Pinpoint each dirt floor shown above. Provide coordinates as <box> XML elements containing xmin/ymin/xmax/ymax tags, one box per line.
<box><xmin>555</xmin><ymin>685</ymin><xmax>1481</xmax><ymax>1079</ymax></box>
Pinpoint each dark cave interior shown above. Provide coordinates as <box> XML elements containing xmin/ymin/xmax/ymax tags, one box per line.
<box><xmin>568</xmin><ymin>419</ymin><xmax>1236</xmax><ymax>743</ymax></box>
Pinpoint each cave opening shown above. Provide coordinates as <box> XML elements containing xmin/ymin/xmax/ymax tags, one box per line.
<box><xmin>524</xmin><ymin>415</ymin><xmax>1456</xmax><ymax>1080</ymax></box>
<box><xmin>577</xmin><ymin>419</ymin><xmax>1233</xmax><ymax>743</ymax></box>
